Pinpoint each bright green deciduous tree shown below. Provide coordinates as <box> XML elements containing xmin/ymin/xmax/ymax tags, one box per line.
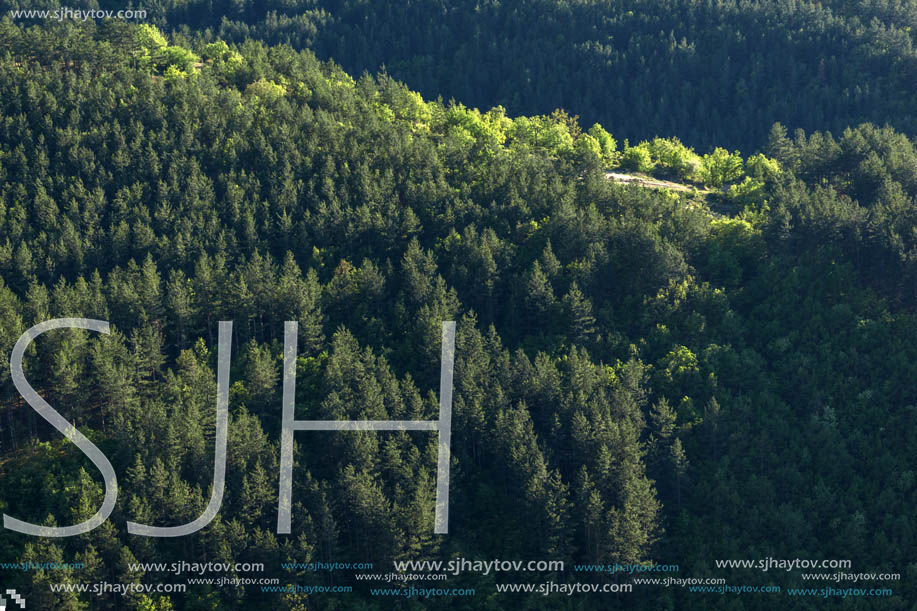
<box><xmin>700</xmin><ymin>147</ymin><xmax>744</xmax><ymax>187</ymax></box>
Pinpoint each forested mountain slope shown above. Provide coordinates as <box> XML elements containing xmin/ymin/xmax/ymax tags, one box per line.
<box><xmin>7</xmin><ymin>0</ymin><xmax>914</xmax><ymax>151</ymax></box>
<box><xmin>0</xmin><ymin>20</ymin><xmax>916</xmax><ymax>610</ymax></box>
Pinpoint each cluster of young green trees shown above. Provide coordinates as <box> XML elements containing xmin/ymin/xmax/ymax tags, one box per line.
<box><xmin>0</xmin><ymin>18</ymin><xmax>917</xmax><ymax>611</ymax></box>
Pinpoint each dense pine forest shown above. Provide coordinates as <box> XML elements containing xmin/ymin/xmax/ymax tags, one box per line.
<box><xmin>26</xmin><ymin>0</ymin><xmax>917</xmax><ymax>152</ymax></box>
<box><xmin>0</xmin><ymin>4</ymin><xmax>916</xmax><ymax>611</ymax></box>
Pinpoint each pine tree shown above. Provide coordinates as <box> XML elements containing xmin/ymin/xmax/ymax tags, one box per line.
<box><xmin>562</xmin><ymin>282</ymin><xmax>597</xmax><ymax>344</ymax></box>
<box><xmin>276</xmin><ymin>253</ymin><xmax>324</xmax><ymax>354</ymax></box>
<box><xmin>165</xmin><ymin>269</ymin><xmax>195</xmax><ymax>348</ymax></box>
<box><xmin>670</xmin><ymin>437</ymin><xmax>689</xmax><ymax>506</ymax></box>
<box><xmin>523</xmin><ymin>260</ymin><xmax>555</xmax><ymax>327</ymax></box>
<box><xmin>574</xmin><ymin>466</ymin><xmax>607</xmax><ymax>560</ymax></box>
<box><xmin>243</xmin><ymin>339</ymin><xmax>278</xmax><ymax>411</ymax></box>
<box><xmin>131</xmin><ymin>324</ymin><xmax>165</xmax><ymax>399</ymax></box>
<box><xmin>541</xmin><ymin>239</ymin><xmax>561</xmax><ymax>278</ymax></box>
<box><xmin>90</xmin><ymin>327</ymin><xmax>139</xmax><ymax>432</ymax></box>
<box><xmin>766</xmin><ymin>122</ymin><xmax>798</xmax><ymax>170</ymax></box>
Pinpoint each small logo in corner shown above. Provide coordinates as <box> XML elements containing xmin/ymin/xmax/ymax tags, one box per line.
<box><xmin>0</xmin><ymin>588</ymin><xmax>25</xmax><ymax>610</ymax></box>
